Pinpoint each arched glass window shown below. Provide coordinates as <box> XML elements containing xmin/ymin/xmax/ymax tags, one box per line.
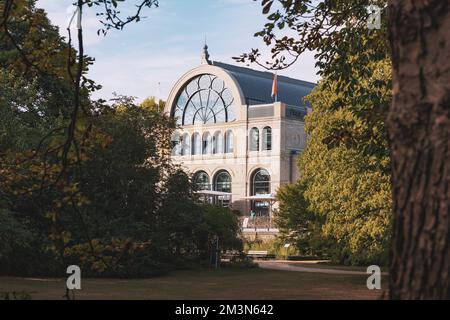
<box><xmin>213</xmin><ymin>131</ymin><xmax>223</xmax><ymax>154</ymax></box>
<box><xmin>193</xmin><ymin>171</ymin><xmax>210</xmax><ymax>191</ymax></box>
<box><xmin>214</xmin><ymin>170</ymin><xmax>232</xmax><ymax>193</ymax></box>
<box><xmin>192</xmin><ymin>133</ymin><xmax>201</xmax><ymax>155</ymax></box>
<box><xmin>181</xmin><ymin>133</ymin><xmax>191</xmax><ymax>156</ymax></box>
<box><xmin>262</xmin><ymin>127</ymin><xmax>272</xmax><ymax>151</ymax></box>
<box><xmin>251</xmin><ymin>169</ymin><xmax>271</xmax><ymax>196</ymax></box>
<box><xmin>250</xmin><ymin>128</ymin><xmax>260</xmax><ymax>151</ymax></box>
<box><xmin>171</xmin><ymin>131</ymin><xmax>182</xmax><ymax>156</ymax></box>
<box><xmin>225</xmin><ymin>130</ymin><xmax>234</xmax><ymax>153</ymax></box>
<box><xmin>250</xmin><ymin>169</ymin><xmax>271</xmax><ymax>217</ymax></box>
<box><xmin>172</xmin><ymin>74</ymin><xmax>236</xmax><ymax>125</ymax></box>
<box><xmin>202</xmin><ymin>132</ymin><xmax>212</xmax><ymax>155</ymax></box>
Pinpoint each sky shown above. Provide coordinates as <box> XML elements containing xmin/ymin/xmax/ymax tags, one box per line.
<box><xmin>36</xmin><ymin>0</ymin><xmax>320</xmax><ymax>103</ymax></box>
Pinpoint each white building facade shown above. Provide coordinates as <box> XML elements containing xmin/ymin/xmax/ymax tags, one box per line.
<box><xmin>165</xmin><ymin>47</ymin><xmax>314</xmax><ymax>223</ymax></box>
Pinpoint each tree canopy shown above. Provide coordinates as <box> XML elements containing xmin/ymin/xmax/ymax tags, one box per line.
<box><xmin>0</xmin><ymin>0</ymin><xmax>242</xmax><ymax>278</ymax></box>
<box><xmin>244</xmin><ymin>0</ymin><xmax>392</xmax><ymax>265</ymax></box>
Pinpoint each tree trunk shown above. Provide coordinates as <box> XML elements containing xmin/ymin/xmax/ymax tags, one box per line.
<box><xmin>387</xmin><ymin>0</ymin><xmax>450</xmax><ymax>299</ymax></box>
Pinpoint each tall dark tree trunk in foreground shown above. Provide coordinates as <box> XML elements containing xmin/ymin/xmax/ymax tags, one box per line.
<box><xmin>388</xmin><ymin>0</ymin><xmax>450</xmax><ymax>299</ymax></box>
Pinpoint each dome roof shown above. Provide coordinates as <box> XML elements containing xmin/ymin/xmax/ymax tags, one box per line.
<box><xmin>165</xmin><ymin>55</ymin><xmax>316</xmax><ymax>124</ymax></box>
<box><xmin>212</xmin><ymin>61</ymin><xmax>315</xmax><ymax>107</ymax></box>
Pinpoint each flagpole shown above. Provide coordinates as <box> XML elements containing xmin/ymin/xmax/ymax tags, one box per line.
<box><xmin>275</xmin><ymin>72</ymin><xmax>278</xmax><ymax>102</ymax></box>
<box><xmin>272</xmin><ymin>72</ymin><xmax>278</xmax><ymax>103</ymax></box>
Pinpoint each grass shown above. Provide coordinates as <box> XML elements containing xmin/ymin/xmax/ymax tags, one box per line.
<box><xmin>0</xmin><ymin>267</ymin><xmax>386</xmax><ymax>300</ymax></box>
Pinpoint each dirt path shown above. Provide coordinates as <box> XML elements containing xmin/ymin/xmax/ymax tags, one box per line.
<box><xmin>257</xmin><ymin>260</ymin><xmax>370</xmax><ymax>275</ymax></box>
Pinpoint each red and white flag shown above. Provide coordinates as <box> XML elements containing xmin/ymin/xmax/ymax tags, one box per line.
<box><xmin>271</xmin><ymin>73</ymin><xmax>278</xmax><ymax>102</ymax></box>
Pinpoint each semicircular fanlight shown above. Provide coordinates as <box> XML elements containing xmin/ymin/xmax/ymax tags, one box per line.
<box><xmin>172</xmin><ymin>74</ymin><xmax>236</xmax><ymax>125</ymax></box>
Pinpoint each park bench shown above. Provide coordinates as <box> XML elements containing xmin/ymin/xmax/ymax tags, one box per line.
<box><xmin>247</xmin><ymin>250</ymin><xmax>270</xmax><ymax>259</ymax></box>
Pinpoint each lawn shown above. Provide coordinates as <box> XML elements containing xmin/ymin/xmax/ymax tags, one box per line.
<box><xmin>0</xmin><ymin>267</ymin><xmax>385</xmax><ymax>300</ymax></box>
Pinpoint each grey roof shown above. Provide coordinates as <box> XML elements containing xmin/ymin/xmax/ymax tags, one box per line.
<box><xmin>212</xmin><ymin>61</ymin><xmax>315</xmax><ymax>107</ymax></box>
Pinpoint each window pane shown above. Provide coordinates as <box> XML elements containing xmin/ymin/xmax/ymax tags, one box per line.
<box><xmin>263</xmin><ymin>127</ymin><xmax>272</xmax><ymax>151</ymax></box>
<box><xmin>174</xmin><ymin>74</ymin><xmax>236</xmax><ymax>125</ymax></box>
<box><xmin>252</xmin><ymin>169</ymin><xmax>271</xmax><ymax>195</ymax></box>
<box><xmin>194</xmin><ymin>171</ymin><xmax>210</xmax><ymax>190</ymax></box>
<box><xmin>251</xmin><ymin>169</ymin><xmax>271</xmax><ymax>216</ymax></box>
<box><xmin>250</xmin><ymin>128</ymin><xmax>259</xmax><ymax>151</ymax></box>
<box><xmin>213</xmin><ymin>132</ymin><xmax>223</xmax><ymax>154</ymax></box>
<box><xmin>215</xmin><ymin>171</ymin><xmax>232</xmax><ymax>193</ymax></box>
<box><xmin>203</xmin><ymin>133</ymin><xmax>212</xmax><ymax>154</ymax></box>
<box><xmin>181</xmin><ymin>134</ymin><xmax>190</xmax><ymax>156</ymax></box>
<box><xmin>192</xmin><ymin>133</ymin><xmax>201</xmax><ymax>155</ymax></box>
<box><xmin>225</xmin><ymin>131</ymin><xmax>234</xmax><ymax>153</ymax></box>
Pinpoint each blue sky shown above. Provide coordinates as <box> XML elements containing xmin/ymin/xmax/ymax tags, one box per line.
<box><xmin>37</xmin><ymin>0</ymin><xmax>319</xmax><ymax>102</ymax></box>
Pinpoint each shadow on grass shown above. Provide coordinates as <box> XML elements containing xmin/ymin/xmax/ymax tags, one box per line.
<box><xmin>0</xmin><ymin>267</ymin><xmax>385</xmax><ymax>300</ymax></box>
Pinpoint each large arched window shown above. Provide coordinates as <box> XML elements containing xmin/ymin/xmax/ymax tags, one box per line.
<box><xmin>262</xmin><ymin>127</ymin><xmax>272</xmax><ymax>151</ymax></box>
<box><xmin>172</xmin><ymin>74</ymin><xmax>236</xmax><ymax>125</ymax></box>
<box><xmin>225</xmin><ymin>130</ymin><xmax>234</xmax><ymax>153</ymax></box>
<box><xmin>250</xmin><ymin>169</ymin><xmax>271</xmax><ymax>217</ymax></box>
<box><xmin>181</xmin><ymin>133</ymin><xmax>191</xmax><ymax>156</ymax></box>
<box><xmin>250</xmin><ymin>127</ymin><xmax>260</xmax><ymax>151</ymax></box>
<box><xmin>214</xmin><ymin>170</ymin><xmax>232</xmax><ymax>193</ymax></box>
<box><xmin>213</xmin><ymin>131</ymin><xmax>223</xmax><ymax>154</ymax></box>
<box><xmin>251</xmin><ymin>169</ymin><xmax>271</xmax><ymax>196</ymax></box>
<box><xmin>193</xmin><ymin>171</ymin><xmax>210</xmax><ymax>191</ymax></box>
<box><xmin>192</xmin><ymin>133</ymin><xmax>201</xmax><ymax>155</ymax></box>
<box><xmin>202</xmin><ymin>132</ymin><xmax>212</xmax><ymax>155</ymax></box>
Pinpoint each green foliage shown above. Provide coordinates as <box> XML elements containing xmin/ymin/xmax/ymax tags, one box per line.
<box><xmin>0</xmin><ymin>209</ymin><xmax>59</xmax><ymax>276</ymax></box>
<box><xmin>300</xmin><ymin>104</ymin><xmax>391</xmax><ymax>264</ymax></box>
<box><xmin>237</xmin><ymin>1</ymin><xmax>389</xmax><ymax>78</ymax></box>
<box><xmin>243</xmin><ymin>238</ymin><xmax>313</xmax><ymax>259</ymax></box>
<box><xmin>275</xmin><ymin>182</ymin><xmax>331</xmax><ymax>257</ymax></box>
<box><xmin>0</xmin><ymin>2</ymin><xmax>242</xmax><ymax>278</ymax></box>
<box><xmin>0</xmin><ymin>291</ymin><xmax>32</xmax><ymax>300</ymax></box>
<box><xmin>55</xmin><ymin>99</ymin><xmax>241</xmax><ymax>276</ymax></box>
<box><xmin>244</xmin><ymin>238</ymin><xmax>283</xmax><ymax>256</ymax></box>
<box><xmin>141</xmin><ymin>96</ymin><xmax>166</xmax><ymax>113</ymax></box>
<box><xmin>275</xmin><ymin>182</ymin><xmax>313</xmax><ymax>250</ymax></box>
<box><xmin>0</xmin><ymin>70</ymin><xmax>42</xmax><ymax>151</ymax></box>
<box><xmin>0</xmin><ymin>0</ymin><xmax>92</xmax><ymax>118</ymax></box>
<box><xmin>0</xmin><ymin>209</ymin><xmax>34</xmax><ymax>274</ymax></box>
<box><xmin>1</xmin><ymin>84</ymin><xmax>243</xmax><ymax>276</ymax></box>
<box><xmin>196</xmin><ymin>205</ymin><xmax>243</xmax><ymax>256</ymax></box>
<box><xmin>251</xmin><ymin>1</ymin><xmax>393</xmax><ymax>265</ymax></box>
<box><xmin>275</xmin><ymin>62</ymin><xmax>392</xmax><ymax>265</ymax></box>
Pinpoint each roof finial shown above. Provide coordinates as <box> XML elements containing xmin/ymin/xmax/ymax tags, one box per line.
<box><xmin>201</xmin><ymin>38</ymin><xmax>211</xmax><ymax>65</ymax></box>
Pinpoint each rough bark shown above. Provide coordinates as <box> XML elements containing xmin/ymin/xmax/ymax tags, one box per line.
<box><xmin>388</xmin><ymin>0</ymin><xmax>450</xmax><ymax>299</ymax></box>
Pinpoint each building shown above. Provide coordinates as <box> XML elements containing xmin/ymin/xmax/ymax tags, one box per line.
<box><xmin>165</xmin><ymin>46</ymin><xmax>315</xmax><ymax>232</ymax></box>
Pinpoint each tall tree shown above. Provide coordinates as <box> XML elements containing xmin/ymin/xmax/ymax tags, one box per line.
<box><xmin>0</xmin><ymin>0</ymin><xmax>161</xmax><ymax>279</ymax></box>
<box><xmin>241</xmin><ymin>0</ymin><xmax>449</xmax><ymax>298</ymax></box>
<box><xmin>387</xmin><ymin>1</ymin><xmax>450</xmax><ymax>299</ymax></box>
<box><xmin>238</xmin><ymin>0</ymin><xmax>392</xmax><ymax>265</ymax></box>
<box><xmin>1</xmin><ymin>1</ymin><xmax>243</xmax><ymax>281</ymax></box>
<box><xmin>298</xmin><ymin>69</ymin><xmax>392</xmax><ymax>265</ymax></box>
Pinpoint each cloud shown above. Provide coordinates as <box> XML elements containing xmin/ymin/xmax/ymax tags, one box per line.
<box><xmin>89</xmin><ymin>50</ymin><xmax>199</xmax><ymax>102</ymax></box>
<box><xmin>216</xmin><ymin>0</ymin><xmax>257</xmax><ymax>6</ymax></box>
<box><xmin>36</xmin><ymin>0</ymin><xmax>319</xmax><ymax>103</ymax></box>
<box><xmin>36</xmin><ymin>0</ymin><xmax>105</xmax><ymax>46</ymax></box>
